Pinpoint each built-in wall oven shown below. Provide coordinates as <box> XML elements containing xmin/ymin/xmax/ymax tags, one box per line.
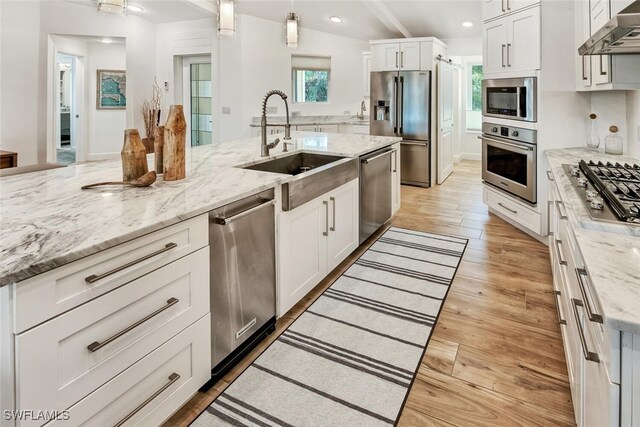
<box><xmin>481</xmin><ymin>122</ymin><xmax>537</xmax><ymax>204</ymax></box>
<box><xmin>482</xmin><ymin>77</ymin><xmax>537</xmax><ymax>122</ymax></box>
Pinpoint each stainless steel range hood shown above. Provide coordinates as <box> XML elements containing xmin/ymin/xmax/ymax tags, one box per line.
<box><xmin>579</xmin><ymin>1</ymin><xmax>640</xmax><ymax>55</ymax></box>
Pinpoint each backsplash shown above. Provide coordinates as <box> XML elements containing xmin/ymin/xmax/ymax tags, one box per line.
<box><xmin>590</xmin><ymin>90</ymin><xmax>640</xmax><ymax>159</ymax></box>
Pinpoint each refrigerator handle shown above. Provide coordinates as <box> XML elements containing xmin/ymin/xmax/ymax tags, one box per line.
<box><xmin>393</xmin><ymin>76</ymin><xmax>398</xmax><ymax>135</ymax></box>
<box><xmin>399</xmin><ymin>76</ymin><xmax>404</xmax><ymax>135</ymax></box>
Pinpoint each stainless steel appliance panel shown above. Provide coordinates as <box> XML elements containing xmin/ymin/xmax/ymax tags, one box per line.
<box><xmin>208</xmin><ymin>189</ymin><xmax>276</xmax><ymax>368</ymax></box>
<box><xmin>400</xmin><ymin>141</ymin><xmax>430</xmax><ymax>187</ymax></box>
<box><xmin>399</xmin><ymin>71</ymin><xmax>431</xmax><ymax>141</ymax></box>
<box><xmin>370</xmin><ymin>72</ymin><xmax>398</xmax><ymax>137</ymax></box>
<box><xmin>360</xmin><ymin>149</ymin><xmax>393</xmax><ymax>243</ymax></box>
<box><xmin>482</xmin><ymin>77</ymin><xmax>537</xmax><ymax>123</ymax></box>
<box><xmin>481</xmin><ymin>123</ymin><xmax>537</xmax><ymax>204</ymax></box>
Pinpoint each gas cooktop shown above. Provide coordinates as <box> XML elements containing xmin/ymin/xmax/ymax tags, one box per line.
<box><xmin>563</xmin><ymin>160</ymin><xmax>640</xmax><ymax>224</ymax></box>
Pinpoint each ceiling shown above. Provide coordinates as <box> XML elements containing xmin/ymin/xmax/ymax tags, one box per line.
<box><xmin>234</xmin><ymin>0</ymin><xmax>483</xmax><ymax>40</ymax></box>
<box><xmin>67</xmin><ymin>0</ymin><xmax>214</xmax><ymax>23</ymax></box>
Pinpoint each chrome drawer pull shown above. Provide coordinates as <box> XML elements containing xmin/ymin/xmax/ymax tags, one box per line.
<box><xmin>554</xmin><ymin>291</ymin><xmax>566</xmax><ymax>325</ymax></box>
<box><xmin>498</xmin><ymin>202</ymin><xmax>517</xmax><ymax>214</ymax></box>
<box><xmin>113</xmin><ymin>372</ymin><xmax>180</xmax><ymax>427</ymax></box>
<box><xmin>555</xmin><ymin>239</ymin><xmax>567</xmax><ymax>265</ymax></box>
<box><xmin>571</xmin><ymin>298</ymin><xmax>600</xmax><ymax>363</ymax></box>
<box><xmin>555</xmin><ymin>201</ymin><xmax>568</xmax><ymax>220</ymax></box>
<box><xmin>576</xmin><ymin>268</ymin><xmax>603</xmax><ymax>324</ymax></box>
<box><xmin>323</xmin><ymin>201</ymin><xmax>329</xmax><ymax>236</ymax></box>
<box><xmin>85</xmin><ymin>243</ymin><xmax>178</xmax><ymax>284</ymax></box>
<box><xmin>87</xmin><ymin>297</ymin><xmax>179</xmax><ymax>352</ymax></box>
<box><xmin>546</xmin><ymin>170</ymin><xmax>554</xmax><ymax>181</ymax></box>
<box><xmin>330</xmin><ymin>197</ymin><xmax>336</xmax><ymax>232</ymax></box>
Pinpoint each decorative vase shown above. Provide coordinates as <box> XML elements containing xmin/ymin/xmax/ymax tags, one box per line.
<box><xmin>605</xmin><ymin>125</ymin><xmax>623</xmax><ymax>155</ymax></box>
<box><xmin>163</xmin><ymin>105</ymin><xmax>187</xmax><ymax>181</ymax></box>
<box><xmin>586</xmin><ymin>113</ymin><xmax>600</xmax><ymax>149</ymax></box>
<box><xmin>154</xmin><ymin>125</ymin><xmax>165</xmax><ymax>174</ymax></box>
<box><xmin>121</xmin><ymin>129</ymin><xmax>148</xmax><ymax>182</ymax></box>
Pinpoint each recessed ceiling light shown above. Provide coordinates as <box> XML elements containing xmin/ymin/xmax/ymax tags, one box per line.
<box><xmin>462</xmin><ymin>21</ymin><xmax>474</xmax><ymax>27</ymax></box>
<box><xmin>127</xmin><ymin>4</ymin><xmax>144</xmax><ymax>12</ymax></box>
<box><xmin>329</xmin><ymin>16</ymin><xmax>343</xmax><ymax>23</ymax></box>
<box><xmin>101</xmin><ymin>38</ymin><xmax>114</xmax><ymax>44</ymax></box>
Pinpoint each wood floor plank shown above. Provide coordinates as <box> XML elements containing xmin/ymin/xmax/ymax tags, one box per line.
<box><xmin>166</xmin><ymin>160</ymin><xmax>575</xmax><ymax>427</ymax></box>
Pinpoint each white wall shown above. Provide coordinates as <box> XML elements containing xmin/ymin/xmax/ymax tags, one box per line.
<box><xmin>88</xmin><ymin>43</ymin><xmax>127</xmax><ymax>157</ymax></box>
<box><xmin>0</xmin><ymin>0</ymin><xmax>155</xmax><ymax>165</ymax></box>
<box><xmin>442</xmin><ymin>37</ymin><xmax>483</xmax><ymax>57</ymax></box>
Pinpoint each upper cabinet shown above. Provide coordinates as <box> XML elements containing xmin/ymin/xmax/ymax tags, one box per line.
<box><xmin>363</xmin><ymin>51</ymin><xmax>371</xmax><ymax>97</ymax></box>
<box><xmin>575</xmin><ymin>0</ymin><xmax>640</xmax><ymax>91</ymax></box>
<box><xmin>483</xmin><ymin>0</ymin><xmax>540</xmax><ymax>22</ymax></box>
<box><xmin>370</xmin><ymin>38</ymin><xmax>447</xmax><ymax>72</ymax></box>
<box><xmin>483</xmin><ymin>5</ymin><xmax>541</xmax><ymax>76</ymax></box>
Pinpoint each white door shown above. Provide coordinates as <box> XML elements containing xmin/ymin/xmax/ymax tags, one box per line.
<box><xmin>326</xmin><ymin>180</ymin><xmax>359</xmax><ymax>272</ymax></box>
<box><xmin>483</xmin><ymin>0</ymin><xmax>505</xmax><ymax>22</ymax></box>
<box><xmin>278</xmin><ymin>199</ymin><xmax>328</xmax><ymax>316</ymax></box>
<box><xmin>483</xmin><ymin>19</ymin><xmax>509</xmax><ymax>75</ymax></box>
<box><xmin>508</xmin><ymin>0</ymin><xmax>540</xmax><ymax>13</ymax></box>
<box><xmin>371</xmin><ymin>43</ymin><xmax>400</xmax><ymax>71</ymax></box>
<box><xmin>507</xmin><ymin>7</ymin><xmax>541</xmax><ymax>71</ymax></box>
<box><xmin>437</xmin><ymin>62</ymin><xmax>455</xmax><ymax>184</ymax></box>
<box><xmin>400</xmin><ymin>42</ymin><xmax>420</xmax><ymax>71</ymax></box>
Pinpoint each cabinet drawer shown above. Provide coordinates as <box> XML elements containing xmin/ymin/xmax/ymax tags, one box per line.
<box><xmin>46</xmin><ymin>314</ymin><xmax>211</xmax><ymax>427</ymax></box>
<box><xmin>15</xmin><ymin>248</ymin><xmax>210</xmax><ymax>419</ymax></box>
<box><xmin>13</xmin><ymin>215</ymin><xmax>208</xmax><ymax>333</ymax></box>
<box><xmin>483</xmin><ymin>185</ymin><xmax>541</xmax><ymax>234</ymax></box>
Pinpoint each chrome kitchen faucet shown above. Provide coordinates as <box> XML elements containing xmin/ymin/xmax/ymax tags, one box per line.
<box><xmin>260</xmin><ymin>90</ymin><xmax>292</xmax><ymax>157</ymax></box>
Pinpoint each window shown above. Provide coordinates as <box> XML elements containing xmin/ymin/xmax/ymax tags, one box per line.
<box><xmin>468</xmin><ymin>64</ymin><xmax>483</xmax><ymax>111</ymax></box>
<box><xmin>466</xmin><ymin>63</ymin><xmax>483</xmax><ymax>131</ymax></box>
<box><xmin>292</xmin><ymin>55</ymin><xmax>331</xmax><ymax>103</ymax></box>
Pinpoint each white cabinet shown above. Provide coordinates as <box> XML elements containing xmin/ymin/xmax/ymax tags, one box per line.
<box><xmin>370</xmin><ymin>42</ymin><xmax>420</xmax><ymax>72</ymax></box>
<box><xmin>391</xmin><ymin>143</ymin><xmax>401</xmax><ymax>214</ymax></box>
<box><xmin>317</xmin><ymin>124</ymin><xmax>339</xmax><ymax>133</ymax></box>
<box><xmin>483</xmin><ymin>0</ymin><xmax>540</xmax><ymax>22</ymax></box>
<box><xmin>278</xmin><ymin>179</ymin><xmax>359</xmax><ymax>316</ymax></box>
<box><xmin>483</xmin><ymin>6</ymin><xmax>541</xmax><ymax>75</ymax></box>
<box><xmin>363</xmin><ymin>51</ymin><xmax>371</xmax><ymax>98</ymax></box>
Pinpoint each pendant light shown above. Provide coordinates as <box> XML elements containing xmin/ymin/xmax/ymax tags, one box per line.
<box><xmin>97</xmin><ymin>0</ymin><xmax>127</xmax><ymax>15</ymax></box>
<box><xmin>217</xmin><ymin>0</ymin><xmax>236</xmax><ymax>37</ymax></box>
<box><xmin>285</xmin><ymin>12</ymin><xmax>299</xmax><ymax>48</ymax></box>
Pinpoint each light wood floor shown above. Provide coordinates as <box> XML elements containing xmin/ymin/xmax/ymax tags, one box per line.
<box><xmin>165</xmin><ymin>160</ymin><xmax>575</xmax><ymax>427</ymax></box>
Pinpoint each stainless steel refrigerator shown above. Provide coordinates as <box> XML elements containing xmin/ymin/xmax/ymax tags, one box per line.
<box><xmin>370</xmin><ymin>71</ymin><xmax>432</xmax><ymax>187</ymax></box>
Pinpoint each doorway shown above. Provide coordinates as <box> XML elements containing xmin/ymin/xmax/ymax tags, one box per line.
<box><xmin>56</xmin><ymin>53</ymin><xmax>78</xmax><ymax>164</ymax></box>
<box><xmin>181</xmin><ymin>57</ymin><xmax>212</xmax><ymax>147</ymax></box>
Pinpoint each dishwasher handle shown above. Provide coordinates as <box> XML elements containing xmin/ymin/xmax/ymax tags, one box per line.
<box><xmin>213</xmin><ymin>199</ymin><xmax>275</xmax><ymax>225</ymax></box>
<box><xmin>362</xmin><ymin>149</ymin><xmax>393</xmax><ymax>165</ymax></box>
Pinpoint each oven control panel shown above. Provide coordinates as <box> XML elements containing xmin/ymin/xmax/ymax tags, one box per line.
<box><xmin>482</xmin><ymin>122</ymin><xmax>537</xmax><ymax>144</ymax></box>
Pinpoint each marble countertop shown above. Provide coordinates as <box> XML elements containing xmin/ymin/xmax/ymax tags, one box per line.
<box><xmin>0</xmin><ymin>132</ymin><xmax>400</xmax><ymax>287</ymax></box>
<box><xmin>546</xmin><ymin>147</ymin><xmax>640</xmax><ymax>334</ymax></box>
<box><xmin>249</xmin><ymin>115</ymin><xmax>370</xmax><ymax>127</ymax></box>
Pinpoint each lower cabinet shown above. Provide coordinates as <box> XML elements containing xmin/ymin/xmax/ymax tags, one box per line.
<box><xmin>278</xmin><ymin>179</ymin><xmax>359</xmax><ymax>316</ymax></box>
<box><xmin>391</xmin><ymin>143</ymin><xmax>401</xmax><ymax>214</ymax></box>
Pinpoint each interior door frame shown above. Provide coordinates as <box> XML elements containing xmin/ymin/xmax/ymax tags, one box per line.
<box><xmin>179</xmin><ymin>55</ymin><xmax>212</xmax><ymax>147</ymax></box>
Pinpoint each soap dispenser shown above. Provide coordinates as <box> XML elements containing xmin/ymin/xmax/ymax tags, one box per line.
<box><xmin>604</xmin><ymin>126</ymin><xmax>623</xmax><ymax>155</ymax></box>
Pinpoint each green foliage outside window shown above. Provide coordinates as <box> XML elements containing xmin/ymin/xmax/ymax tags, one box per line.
<box><xmin>295</xmin><ymin>70</ymin><xmax>329</xmax><ymax>103</ymax></box>
<box><xmin>471</xmin><ymin>65</ymin><xmax>483</xmax><ymax>111</ymax></box>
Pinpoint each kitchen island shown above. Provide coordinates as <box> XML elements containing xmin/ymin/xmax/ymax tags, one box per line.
<box><xmin>0</xmin><ymin>132</ymin><xmax>401</xmax><ymax>427</ymax></box>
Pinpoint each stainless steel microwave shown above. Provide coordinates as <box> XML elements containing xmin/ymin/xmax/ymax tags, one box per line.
<box><xmin>482</xmin><ymin>77</ymin><xmax>537</xmax><ymax>122</ymax></box>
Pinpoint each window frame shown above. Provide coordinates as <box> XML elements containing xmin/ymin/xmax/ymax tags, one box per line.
<box><xmin>291</xmin><ymin>55</ymin><xmax>331</xmax><ymax>104</ymax></box>
<box><xmin>466</xmin><ymin>62</ymin><xmax>483</xmax><ymax>112</ymax></box>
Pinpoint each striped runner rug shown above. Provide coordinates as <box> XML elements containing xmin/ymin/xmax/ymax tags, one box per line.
<box><xmin>193</xmin><ymin>227</ymin><xmax>467</xmax><ymax>427</ymax></box>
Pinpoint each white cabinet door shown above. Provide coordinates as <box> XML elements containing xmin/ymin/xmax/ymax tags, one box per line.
<box><xmin>507</xmin><ymin>6</ymin><xmax>541</xmax><ymax>71</ymax></box>
<box><xmin>590</xmin><ymin>0</ymin><xmax>610</xmax><ymax>34</ymax></box>
<box><xmin>507</xmin><ymin>0</ymin><xmax>540</xmax><ymax>13</ymax></box>
<box><xmin>400</xmin><ymin>42</ymin><xmax>421</xmax><ymax>71</ymax></box>
<box><xmin>326</xmin><ymin>180</ymin><xmax>359</xmax><ymax>272</ymax></box>
<box><xmin>363</xmin><ymin>51</ymin><xmax>371</xmax><ymax>97</ymax></box>
<box><xmin>391</xmin><ymin>143</ymin><xmax>401</xmax><ymax>214</ymax></box>
<box><xmin>296</xmin><ymin>125</ymin><xmax>317</xmax><ymax>132</ymax></box>
<box><xmin>484</xmin><ymin>0</ymin><xmax>505</xmax><ymax>21</ymax></box>
<box><xmin>483</xmin><ymin>19</ymin><xmax>509</xmax><ymax>75</ymax></box>
<box><xmin>371</xmin><ymin>43</ymin><xmax>400</xmax><ymax>71</ymax></box>
<box><xmin>278</xmin><ymin>198</ymin><xmax>328</xmax><ymax>316</ymax></box>
<box><xmin>318</xmin><ymin>124</ymin><xmax>339</xmax><ymax>133</ymax></box>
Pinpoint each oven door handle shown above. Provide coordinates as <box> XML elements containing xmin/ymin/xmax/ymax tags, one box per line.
<box><xmin>478</xmin><ymin>136</ymin><xmax>534</xmax><ymax>153</ymax></box>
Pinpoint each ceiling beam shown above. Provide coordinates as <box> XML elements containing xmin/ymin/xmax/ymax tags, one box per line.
<box><xmin>185</xmin><ymin>0</ymin><xmax>216</xmax><ymax>15</ymax></box>
<box><xmin>364</xmin><ymin>0</ymin><xmax>413</xmax><ymax>39</ymax></box>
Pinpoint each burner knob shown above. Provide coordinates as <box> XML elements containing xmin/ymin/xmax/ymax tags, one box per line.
<box><xmin>491</xmin><ymin>127</ymin><xmax>498</xmax><ymax>133</ymax></box>
<box><xmin>577</xmin><ymin>177</ymin><xmax>588</xmax><ymax>188</ymax></box>
<box><xmin>512</xmin><ymin>131</ymin><xmax>519</xmax><ymax>137</ymax></box>
<box><xmin>570</xmin><ymin>167</ymin><xmax>580</xmax><ymax>177</ymax></box>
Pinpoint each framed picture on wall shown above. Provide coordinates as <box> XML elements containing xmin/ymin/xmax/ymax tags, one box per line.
<box><xmin>96</xmin><ymin>69</ymin><xmax>126</xmax><ymax>109</ymax></box>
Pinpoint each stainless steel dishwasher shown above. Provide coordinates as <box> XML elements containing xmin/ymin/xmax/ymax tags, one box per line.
<box><xmin>204</xmin><ymin>188</ymin><xmax>276</xmax><ymax>388</ymax></box>
<box><xmin>360</xmin><ymin>148</ymin><xmax>393</xmax><ymax>244</ymax></box>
